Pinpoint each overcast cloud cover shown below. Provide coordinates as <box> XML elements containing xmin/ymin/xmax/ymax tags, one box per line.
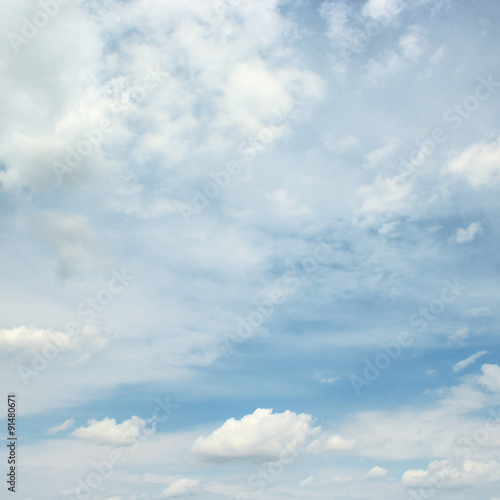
<box><xmin>1</xmin><ymin>0</ymin><xmax>500</xmax><ymax>499</ymax></box>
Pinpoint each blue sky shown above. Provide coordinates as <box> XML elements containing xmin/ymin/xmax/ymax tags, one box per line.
<box><xmin>1</xmin><ymin>0</ymin><xmax>500</xmax><ymax>499</ymax></box>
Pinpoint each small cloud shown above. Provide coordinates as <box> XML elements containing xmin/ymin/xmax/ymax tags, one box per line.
<box><xmin>452</xmin><ymin>350</ymin><xmax>488</xmax><ymax>373</ymax></box>
<box><xmin>456</xmin><ymin>222</ymin><xmax>483</xmax><ymax>243</ymax></box>
<box><xmin>314</xmin><ymin>372</ymin><xmax>339</xmax><ymax>384</ymax></box>
<box><xmin>308</xmin><ymin>434</ymin><xmax>357</xmax><ymax>453</ymax></box>
<box><xmin>465</xmin><ymin>306</ymin><xmax>491</xmax><ymax>318</ymax></box>
<box><xmin>71</xmin><ymin>416</ymin><xmax>155</xmax><ymax>446</ymax></box>
<box><xmin>46</xmin><ymin>418</ymin><xmax>75</xmax><ymax>435</ymax></box>
<box><xmin>367</xmin><ymin>466</ymin><xmax>388</xmax><ymax>479</ymax></box>
<box><xmin>160</xmin><ymin>478</ymin><xmax>201</xmax><ymax>498</ymax></box>
<box><xmin>425</xmin><ymin>369</ymin><xmax>437</xmax><ymax>375</ymax></box>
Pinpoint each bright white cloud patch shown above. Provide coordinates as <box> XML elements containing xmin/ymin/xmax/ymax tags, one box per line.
<box><xmin>447</xmin><ymin>136</ymin><xmax>500</xmax><ymax>186</ymax></box>
<box><xmin>0</xmin><ymin>326</ymin><xmax>70</xmax><ymax>352</ymax></box>
<box><xmin>190</xmin><ymin>408</ymin><xmax>321</xmax><ymax>460</ymax></box>
<box><xmin>71</xmin><ymin>416</ymin><xmax>155</xmax><ymax>446</ymax></box>
<box><xmin>479</xmin><ymin>364</ymin><xmax>500</xmax><ymax>393</ymax></box>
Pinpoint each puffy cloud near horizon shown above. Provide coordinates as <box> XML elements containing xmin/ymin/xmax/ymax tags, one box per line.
<box><xmin>190</xmin><ymin>408</ymin><xmax>321</xmax><ymax>461</ymax></box>
<box><xmin>402</xmin><ymin>458</ymin><xmax>500</xmax><ymax>490</ymax></box>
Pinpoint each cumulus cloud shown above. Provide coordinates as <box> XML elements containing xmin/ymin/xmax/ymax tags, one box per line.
<box><xmin>402</xmin><ymin>458</ymin><xmax>500</xmax><ymax>490</ymax></box>
<box><xmin>190</xmin><ymin>408</ymin><xmax>321</xmax><ymax>461</ymax></box>
<box><xmin>452</xmin><ymin>351</ymin><xmax>488</xmax><ymax>373</ymax></box>
<box><xmin>71</xmin><ymin>416</ymin><xmax>155</xmax><ymax>446</ymax></box>
<box><xmin>456</xmin><ymin>222</ymin><xmax>483</xmax><ymax>243</ymax></box>
<box><xmin>479</xmin><ymin>364</ymin><xmax>500</xmax><ymax>393</ymax></box>
<box><xmin>447</xmin><ymin>136</ymin><xmax>500</xmax><ymax>186</ymax></box>
<box><xmin>367</xmin><ymin>466</ymin><xmax>388</xmax><ymax>478</ymax></box>
<box><xmin>46</xmin><ymin>418</ymin><xmax>75</xmax><ymax>435</ymax></box>
<box><xmin>160</xmin><ymin>478</ymin><xmax>201</xmax><ymax>498</ymax></box>
<box><xmin>0</xmin><ymin>326</ymin><xmax>70</xmax><ymax>353</ymax></box>
<box><xmin>0</xmin><ymin>325</ymin><xmax>107</xmax><ymax>369</ymax></box>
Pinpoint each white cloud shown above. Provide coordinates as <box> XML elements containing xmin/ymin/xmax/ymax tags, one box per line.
<box><xmin>71</xmin><ymin>416</ymin><xmax>155</xmax><ymax>446</ymax></box>
<box><xmin>355</xmin><ymin>173</ymin><xmax>413</xmax><ymax>222</ymax></box>
<box><xmin>361</xmin><ymin>0</ymin><xmax>405</xmax><ymax>20</ymax></box>
<box><xmin>456</xmin><ymin>222</ymin><xmax>483</xmax><ymax>243</ymax></box>
<box><xmin>367</xmin><ymin>465</ymin><xmax>388</xmax><ymax>478</ymax></box>
<box><xmin>160</xmin><ymin>478</ymin><xmax>201</xmax><ymax>498</ymax></box>
<box><xmin>452</xmin><ymin>351</ymin><xmax>488</xmax><ymax>373</ymax></box>
<box><xmin>46</xmin><ymin>419</ymin><xmax>75</xmax><ymax>435</ymax></box>
<box><xmin>190</xmin><ymin>408</ymin><xmax>321</xmax><ymax>460</ymax></box>
<box><xmin>306</xmin><ymin>433</ymin><xmax>357</xmax><ymax>453</ymax></box>
<box><xmin>447</xmin><ymin>136</ymin><xmax>500</xmax><ymax>186</ymax></box>
<box><xmin>0</xmin><ymin>326</ymin><xmax>71</xmax><ymax>353</ymax></box>
<box><xmin>479</xmin><ymin>364</ymin><xmax>500</xmax><ymax>393</ymax></box>
<box><xmin>402</xmin><ymin>458</ymin><xmax>500</xmax><ymax>490</ymax></box>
